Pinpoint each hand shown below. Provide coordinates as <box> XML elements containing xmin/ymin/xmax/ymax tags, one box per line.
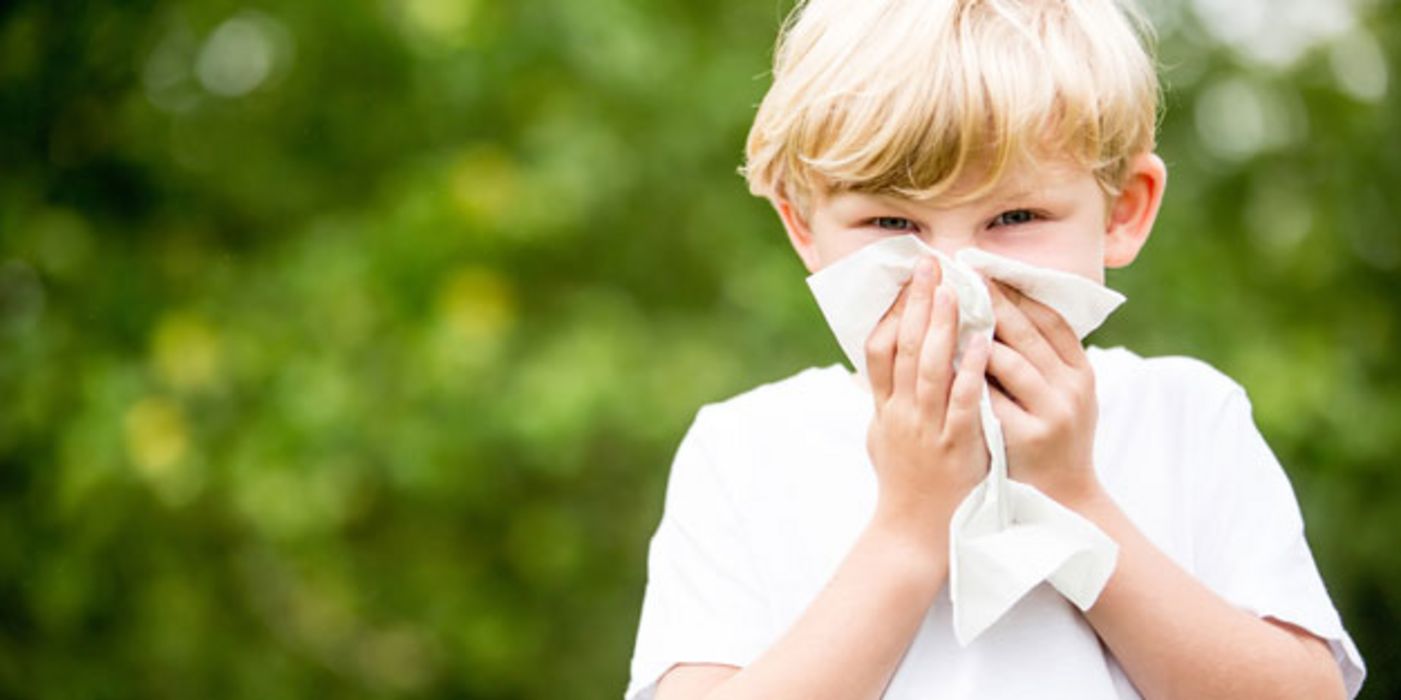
<box><xmin>984</xmin><ymin>280</ymin><xmax>1104</xmax><ymax>508</ymax></box>
<box><xmin>865</xmin><ymin>257</ymin><xmax>992</xmax><ymax>546</ymax></box>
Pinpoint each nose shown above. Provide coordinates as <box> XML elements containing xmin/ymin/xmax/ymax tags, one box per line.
<box><xmin>920</xmin><ymin>232</ymin><xmax>979</xmax><ymax>259</ymax></box>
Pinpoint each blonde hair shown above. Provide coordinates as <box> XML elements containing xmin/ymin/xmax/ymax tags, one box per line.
<box><xmin>741</xmin><ymin>0</ymin><xmax>1159</xmax><ymax>214</ymax></box>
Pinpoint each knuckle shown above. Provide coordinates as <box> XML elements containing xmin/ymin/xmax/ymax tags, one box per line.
<box><xmin>951</xmin><ymin>379</ymin><xmax>977</xmax><ymax>406</ymax></box>
<box><xmin>918</xmin><ymin>354</ymin><xmax>946</xmax><ymax>382</ymax></box>
<box><xmin>953</xmin><ymin>371</ymin><xmax>982</xmax><ymax>404</ymax></box>
<box><xmin>896</xmin><ymin>334</ymin><xmax>921</xmax><ymax>357</ymax></box>
<box><xmin>1069</xmin><ymin>389</ymin><xmax>1091</xmax><ymax>415</ymax></box>
<box><xmin>1074</xmin><ymin>391</ymin><xmax>1097</xmax><ymax>419</ymax></box>
<box><xmin>1076</xmin><ymin>368</ymin><xmax>1096</xmax><ymax>394</ymax></box>
<box><xmin>1045</xmin><ymin>401</ymin><xmax>1074</xmax><ymax>431</ymax></box>
<box><xmin>897</xmin><ymin>396</ymin><xmax>923</xmax><ymax>420</ymax></box>
<box><xmin>1027</xmin><ymin>423</ymin><xmax>1054</xmax><ymax>447</ymax></box>
<box><xmin>865</xmin><ymin>334</ymin><xmax>888</xmax><ymax>359</ymax></box>
<box><xmin>882</xmin><ymin>395</ymin><xmax>911</xmax><ymax>419</ymax></box>
<box><xmin>942</xmin><ymin>418</ymin><xmax>978</xmax><ymax>452</ymax></box>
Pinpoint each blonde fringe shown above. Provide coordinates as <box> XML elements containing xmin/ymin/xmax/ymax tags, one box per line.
<box><xmin>741</xmin><ymin>0</ymin><xmax>1159</xmax><ymax>214</ymax></box>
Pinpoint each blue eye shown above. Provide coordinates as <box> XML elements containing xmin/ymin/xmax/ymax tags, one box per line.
<box><xmin>873</xmin><ymin>216</ymin><xmax>916</xmax><ymax>231</ymax></box>
<box><xmin>991</xmin><ymin>209</ymin><xmax>1039</xmax><ymax>227</ymax></box>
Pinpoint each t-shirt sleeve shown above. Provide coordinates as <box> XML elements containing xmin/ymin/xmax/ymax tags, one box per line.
<box><xmin>623</xmin><ymin>406</ymin><xmax>770</xmax><ymax>700</ymax></box>
<box><xmin>1192</xmin><ymin>386</ymin><xmax>1367</xmax><ymax>698</ymax></box>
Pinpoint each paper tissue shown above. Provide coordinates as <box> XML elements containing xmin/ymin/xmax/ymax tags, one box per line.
<box><xmin>806</xmin><ymin>234</ymin><xmax>1126</xmax><ymax>645</ymax></box>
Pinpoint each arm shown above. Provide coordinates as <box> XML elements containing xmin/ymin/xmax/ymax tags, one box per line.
<box><xmin>1072</xmin><ymin>489</ymin><xmax>1345</xmax><ymax>700</ymax></box>
<box><xmin>658</xmin><ymin>515</ymin><xmax>948</xmax><ymax>700</ymax></box>
<box><xmin>660</xmin><ymin>257</ymin><xmax>990</xmax><ymax>700</ymax></box>
<box><xmin>982</xmin><ymin>281</ymin><xmax>1345</xmax><ymax>700</ymax></box>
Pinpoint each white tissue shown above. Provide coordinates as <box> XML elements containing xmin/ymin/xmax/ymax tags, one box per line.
<box><xmin>805</xmin><ymin>234</ymin><xmax>1125</xmax><ymax>645</ymax></box>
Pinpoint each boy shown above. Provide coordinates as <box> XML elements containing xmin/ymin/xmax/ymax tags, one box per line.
<box><xmin>625</xmin><ymin>0</ymin><xmax>1366</xmax><ymax>698</ymax></box>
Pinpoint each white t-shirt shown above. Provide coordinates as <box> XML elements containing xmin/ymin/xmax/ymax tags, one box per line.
<box><xmin>624</xmin><ymin>346</ymin><xmax>1366</xmax><ymax>699</ymax></box>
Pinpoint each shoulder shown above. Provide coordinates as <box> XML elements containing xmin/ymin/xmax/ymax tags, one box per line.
<box><xmin>1088</xmin><ymin>345</ymin><xmax>1248</xmax><ymax>413</ymax></box>
<box><xmin>672</xmin><ymin>364</ymin><xmax>857</xmax><ymax>495</ymax></box>
<box><xmin>690</xmin><ymin>363</ymin><xmax>856</xmax><ymax>438</ymax></box>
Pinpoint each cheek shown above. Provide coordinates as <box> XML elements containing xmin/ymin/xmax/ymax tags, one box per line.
<box><xmin>979</xmin><ymin>228</ymin><xmax>1106</xmax><ymax>282</ymax></box>
<box><xmin>815</xmin><ymin>231</ymin><xmax>883</xmax><ymax>268</ymax></box>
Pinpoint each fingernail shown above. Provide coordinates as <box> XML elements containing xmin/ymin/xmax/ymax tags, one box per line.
<box><xmin>915</xmin><ymin>257</ymin><xmax>933</xmax><ymax>279</ymax></box>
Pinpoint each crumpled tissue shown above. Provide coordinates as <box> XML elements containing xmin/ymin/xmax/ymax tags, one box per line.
<box><xmin>805</xmin><ymin>234</ymin><xmax>1126</xmax><ymax>645</ymax></box>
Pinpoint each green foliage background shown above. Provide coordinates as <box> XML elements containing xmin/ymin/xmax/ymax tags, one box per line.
<box><xmin>1</xmin><ymin>0</ymin><xmax>1397</xmax><ymax>697</ymax></box>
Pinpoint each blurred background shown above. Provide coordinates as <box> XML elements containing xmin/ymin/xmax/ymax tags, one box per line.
<box><xmin>1</xmin><ymin>0</ymin><xmax>1397</xmax><ymax>697</ymax></box>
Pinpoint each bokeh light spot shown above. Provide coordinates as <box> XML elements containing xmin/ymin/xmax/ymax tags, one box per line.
<box><xmin>403</xmin><ymin>0</ymin><xmax>477</xmax><ymax>44</ymax></box>
<box><xmin>123</xmin><ymin>397</ymin><xmax>189</xmax><ymax>482</ymax></box>
<box><xmin>1194</xmin><ymin>77</ymin><xmax>1305</xmax><ymax>162</ymax></box>
<box><xmin>423</xmin><ymin>265</ymin><xmax>517</xmax><ymax>383</ymax></box>
<box><xmin>1191</xmin><ymin>0</ymin><xmax>1357</xmax><ymax>68</ymax></box>
<box><xmin>436</xmin><ymin>265</ymin><xmax>516</xmax><ymax>345</ymax></box>
<box><xmin>196</xmin><ymin>11</ymin><xmax>291</xmax><ymax>97</ymax></box>
<box><xmin>449</xmin><ymin>146</ymin><xmax>523</xmax><ymax>231</ymax></box>
<box><xmin>152</xmin><ymin>312</ymin><xmax>223</xmax><ymax>392</ymax></box>
<box><xmin>1245</xmin><ymin>175</ymin><xmax>1314</xmax><ymax>259</ymax></box>
<box><xmin>1329</xmin><ymin>30</ymin><xmax>1389</xmax><ymax>103</ymax></box>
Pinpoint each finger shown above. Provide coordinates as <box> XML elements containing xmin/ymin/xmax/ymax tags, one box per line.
<box><xmin>943</xmin><ymin>333</ymin><xmax>990</xmax><ymax>440</ymax></box>
<box><xmin>986</xmin><ymin>339</ymin><xmax>1055</xmax><ymax>414</ymax></box>
<box><xmin>892</xmin><ymin>257</ymin><xmax>937</xmax><ymax>402</ymax></box>
<box><xmin>865</xmin><ymin>292</ymin><xmax>907</xmax><ymax>402</ymax></box>
<box><xmin>996</xmin><ymin>282</ymin><xmax>1088</xmax><ymax>370</ymax></box>
<box><xmin>987</xmin><ymin>281</ymin><xmax>1066</xmax><ymax>380</ymax></box>
<box><xmin>865</xmin><ymin>271</ymin><xmax>918</xmax><ymax>402</ymax></box>
<box><xmin>915</xmin><ymin>284</ymin><xmax>959</xmax><ymax>424</ymax></box>
<box><xmin>987</xmin><ymin>382</ymin><xmax>1032</xmax><ymax>432</ymax></box>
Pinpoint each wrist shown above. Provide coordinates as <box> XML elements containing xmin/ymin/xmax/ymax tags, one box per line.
<box><xmin>870</xmin><ymin>497</ymin><xmax>955</xmax><ymax>553</ymax></box>
<box><xmin>1047</xmin><ymin>470</ymin><xmax>1109</xmax><ymax>515</ymax></box>
<box><xmin>1056</xmin><ymin>476</ymin><xmax>1114</xmax><ymax>516</ymax></box>
<box><xmin>864</xmin><ymin>514</ymin><xmax>950</xmax><ymax>586</ymax></box>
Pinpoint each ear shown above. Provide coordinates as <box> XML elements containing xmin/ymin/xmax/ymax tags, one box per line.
<box><xmin>1104</xmin><ymin>153</ymin><xmax>1167</xmax><ymax>268</ymax></box>
<box><xmin>774</xmin><ymin>197</ymin><xmax>823</xmax><ymax>273</ymax></box>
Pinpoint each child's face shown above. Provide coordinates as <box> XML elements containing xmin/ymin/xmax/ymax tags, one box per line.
<box><xmin>778</xmin><ymin>154</ymin><xmax>1166</xmax><ymax>284</ymax></box>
